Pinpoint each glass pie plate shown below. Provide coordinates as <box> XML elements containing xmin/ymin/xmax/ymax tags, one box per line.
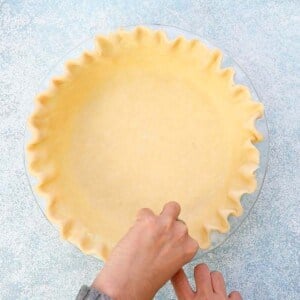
<box><xmin>24</xmin><ymin>24</ymin><xmax>269</xmax><ymax>262</ymax></box>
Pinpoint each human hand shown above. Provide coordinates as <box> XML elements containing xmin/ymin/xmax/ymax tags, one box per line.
<box><xmin>171</xmin><ymin>263</ymin><xmax>242</xmax><ymax>300</ymax></box>
<box><xmin>92</xmin><ymin>201</ymin><xmax>199</xmax><ymax>300</ymax></box>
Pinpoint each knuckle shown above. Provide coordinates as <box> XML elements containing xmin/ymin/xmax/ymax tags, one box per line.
<box><xmin>181</xmin><ymin>226</ymin><xmax>188</xmax><ymax>236</ymax></box>
<box><xmin>142</xmin><ymin>215</ymin><xmax>156</xmax><ymax>227</ymax></box>
<box><xmin>138</xmin><ymin>208</ymin><xmax>145</xmax><ymax>214</ymax></box>
<box><xmin>177</xmin><ymin>223</ymin><xmax>188</xmax><ymax>236</ymax></box>
<box><xmin>144</xmin><ymin>217</ymin><xmax>161</xmax><ymax>237</ymax></box>
<box><xmin>186</xmin><ymin>239</ymin><xmax>198</xmax><ymax>256</ymax></box>
<box><xmin>146</xmin><ymin>215</ymin><xmax>156</xmax><ymax>223</ymax></box>
<box><xmin>136</xmin><ymin>208</ymin><xmax>148</xmax><ymax>218</ymax></box>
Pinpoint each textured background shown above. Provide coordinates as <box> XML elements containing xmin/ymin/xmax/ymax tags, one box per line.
<box><xmin>0</xmin><ymin>1</ymin><xmax>299</xmax><ymax>299</ymax></box>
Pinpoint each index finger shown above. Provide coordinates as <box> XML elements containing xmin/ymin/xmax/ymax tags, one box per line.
<box><xmin>160</xmin><ymin>201</ymin><xmax>181</xmax><ymax>219</ymax></box>
<box><xmin>171</xmin><ymin>268</ymin><xmax>195</xmax><ymax>300</ymax></box>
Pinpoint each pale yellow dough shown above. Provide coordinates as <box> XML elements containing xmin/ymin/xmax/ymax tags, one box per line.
<box><xmin>27</xmin><ymin>27</ymin><xmax>263</xmax><ymax>260</ymax></box>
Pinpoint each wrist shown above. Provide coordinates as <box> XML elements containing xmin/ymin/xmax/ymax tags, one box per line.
<box><xmin>92</xmin><ymin>273</ymin><xmax>124</xmax><ymax>300</ymax></box>
<box><xmin>92</xmin><ymin>269</ymin><xmax>154</xmax><ymax>300</ymax></box>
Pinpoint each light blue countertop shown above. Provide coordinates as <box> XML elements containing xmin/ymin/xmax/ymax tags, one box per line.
<box><xmin>0</xmin><ymin>1</ymin><xmax>299</xmax><ymax>299</ymax></box>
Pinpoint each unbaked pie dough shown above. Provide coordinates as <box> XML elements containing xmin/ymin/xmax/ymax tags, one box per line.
<box><xmin>27</xmin><ymin>27</ymin><xmax>263</xmax><ymax>260</ymax></box>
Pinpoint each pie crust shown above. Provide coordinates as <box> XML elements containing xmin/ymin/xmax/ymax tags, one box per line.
<box><xmin>27</xmin><ymin>26</ymin><xmax>263</xmax><ymax>260</ymax></box>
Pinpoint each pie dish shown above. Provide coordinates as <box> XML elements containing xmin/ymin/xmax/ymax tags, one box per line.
<box><xmin>27</xmin><ymin>26</ymin><xmax>263</xmax><ymax>260</ymax></box>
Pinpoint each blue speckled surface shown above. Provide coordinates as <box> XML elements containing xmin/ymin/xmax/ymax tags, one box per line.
<box><xmin>0</xmin><ymin>1</ymin><xmax>299</xmax><ymax>299</ymax></box>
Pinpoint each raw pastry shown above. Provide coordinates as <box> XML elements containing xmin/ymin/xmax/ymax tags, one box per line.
<box><xmin>27</xmin><ymin>27</ymin><xmax>263</xmax><ymax>260</ymax></box>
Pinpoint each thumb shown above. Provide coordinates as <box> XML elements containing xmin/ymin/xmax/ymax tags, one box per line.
<box><xmin>171</xmin><ymin>268</ymin><xmax>194</xmax><ymax>300</ymax></box>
